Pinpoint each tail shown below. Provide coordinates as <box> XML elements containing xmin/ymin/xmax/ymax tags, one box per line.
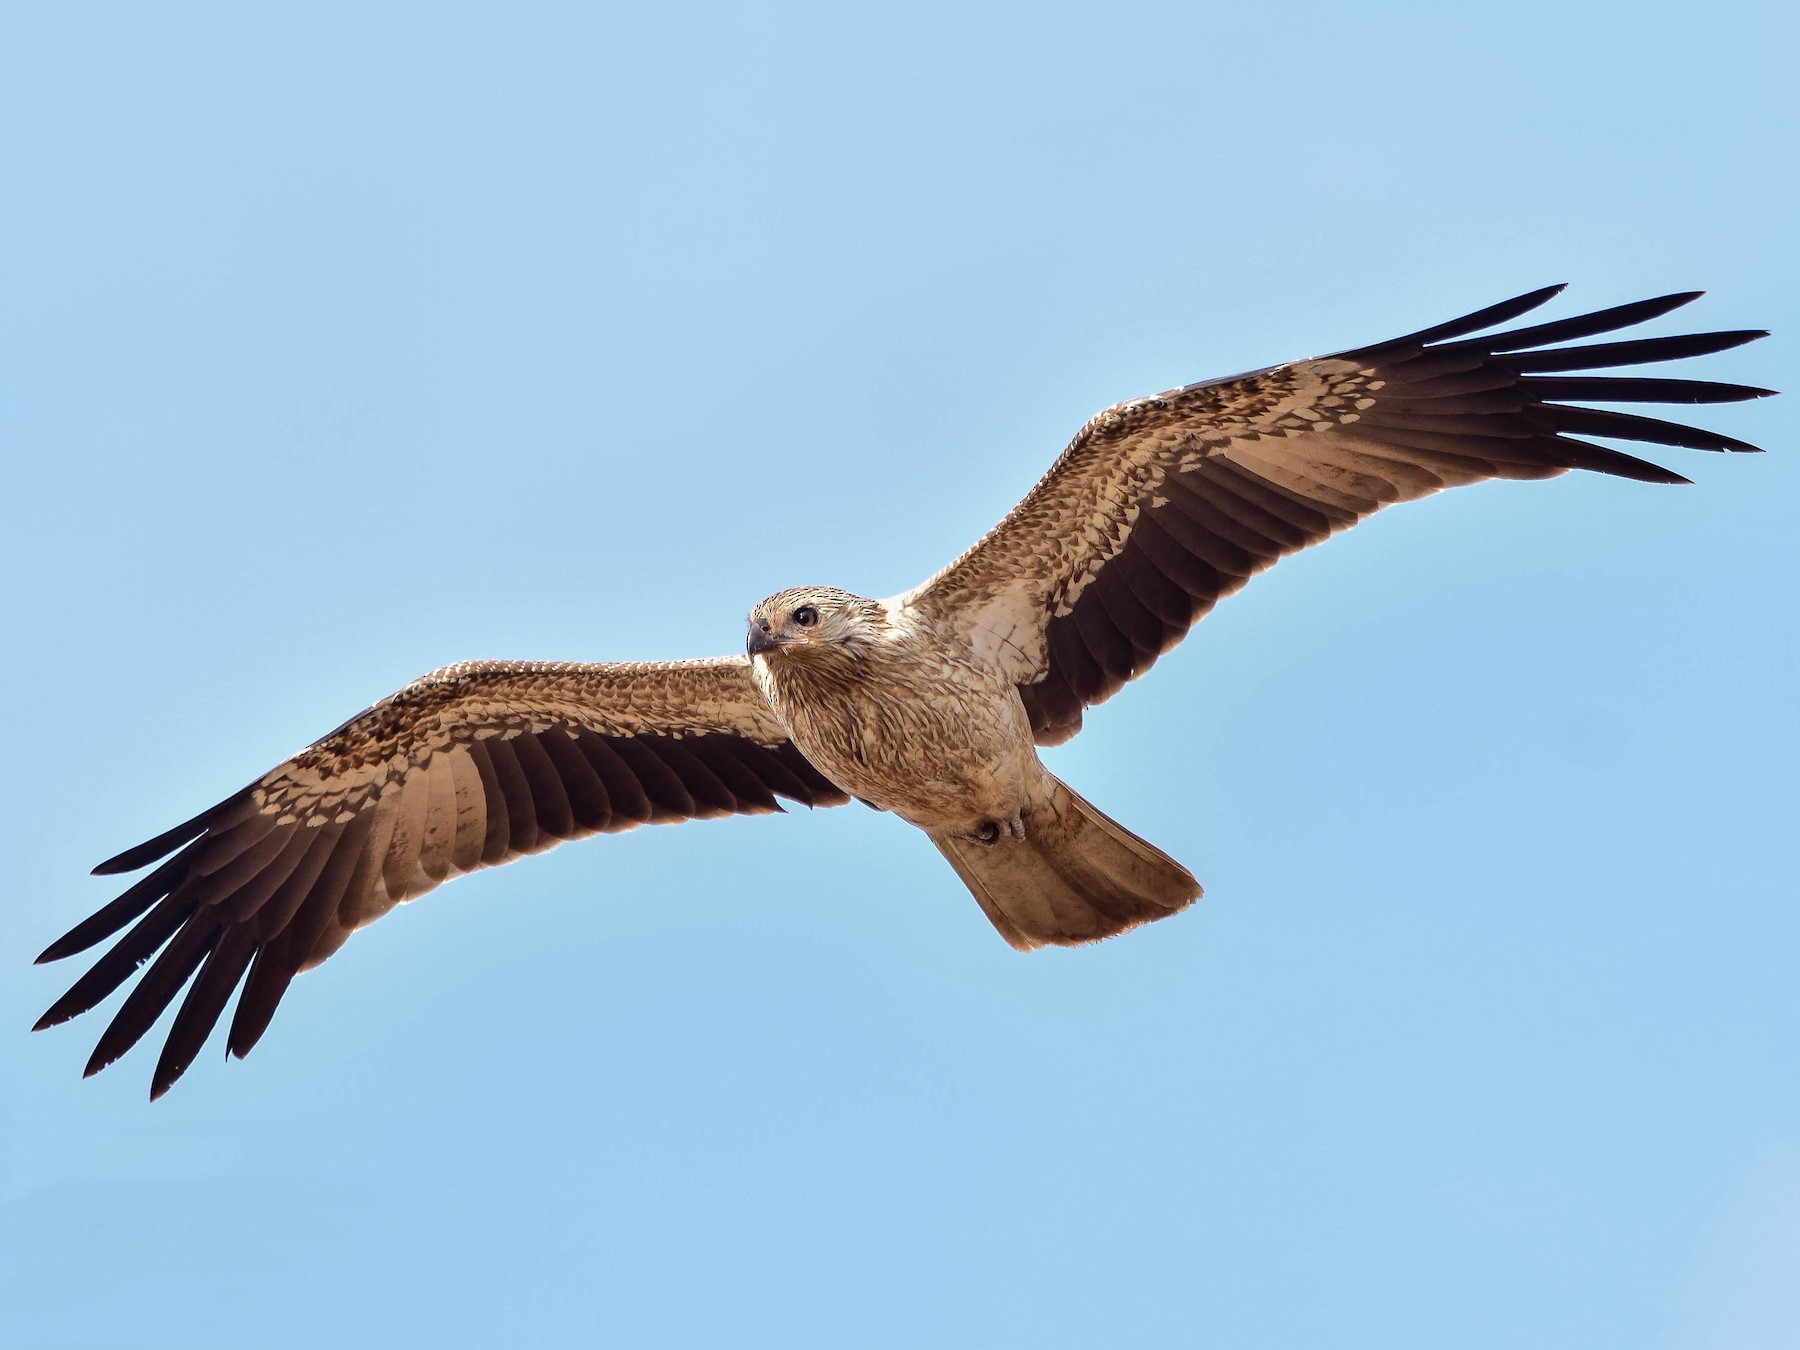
<box><xmin>929</xmin><ymin>776</ymin><xmax>1201</xmax><ymax>951</ymax></box>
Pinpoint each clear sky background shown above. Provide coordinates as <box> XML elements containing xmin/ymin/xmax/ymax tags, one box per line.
<box><xmin>3</xmin><ymin>4</ymin><xmax>1795</xmax><ymax>1347</ymax></box>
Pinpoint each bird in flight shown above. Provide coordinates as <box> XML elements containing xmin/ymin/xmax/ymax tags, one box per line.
<box><xmin>35</xmin><ymin>286</ymin><xmax>1770</xmax><ymax>1097</ymax></box>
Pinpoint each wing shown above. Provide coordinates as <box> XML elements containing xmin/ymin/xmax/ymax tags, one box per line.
<box><xmin>904</xmin><ymin>287</ymin><xmax>1772</xmax><ymax>745</ymax></box>
<box><xmin>35</xmin><ymin>656</ymin><xmax>848</xmax><ymax>1097</ymax></box>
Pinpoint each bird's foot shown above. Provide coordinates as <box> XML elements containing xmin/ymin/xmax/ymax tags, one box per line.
<box><xmin>959</xmin><ymin>814</ymin><xmax>1025</xmax><ymax>847</ymax></box>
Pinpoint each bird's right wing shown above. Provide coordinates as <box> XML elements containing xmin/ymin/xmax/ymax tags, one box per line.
<box><xmin>35</xmin><ymin>656</ymin><xmax>848</xmax><ymax>1097</ymax></box>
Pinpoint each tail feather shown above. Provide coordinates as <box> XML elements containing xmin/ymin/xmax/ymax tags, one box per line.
<box><xmin>930</xmin><ymin>777</ymin><xmax>1200</xmax><ymax>950</ymax></box>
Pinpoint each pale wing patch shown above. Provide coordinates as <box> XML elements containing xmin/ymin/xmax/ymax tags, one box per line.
<box><xmin>956</xmin><ymin>581</ymin><xmax>1052</xmax><ymax>676</ymax></box>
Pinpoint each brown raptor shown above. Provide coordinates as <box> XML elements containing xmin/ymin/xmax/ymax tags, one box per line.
<box><xmin>34</xmin><ymin>286</ymin><xmax>1771</xmax><ymax>1096</ymax></box>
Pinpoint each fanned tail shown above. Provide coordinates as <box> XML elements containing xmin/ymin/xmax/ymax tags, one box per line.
<box><xmin>931</xmin><ymin>776</ymin><xmax>1200</xmax><ymax>950</ymax></box>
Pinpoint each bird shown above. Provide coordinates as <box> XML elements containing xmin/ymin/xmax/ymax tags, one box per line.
<box><xmin>34</xmin><ymin>285</ymin><xmax>1771</xmax><ymax>1098</ymax></box>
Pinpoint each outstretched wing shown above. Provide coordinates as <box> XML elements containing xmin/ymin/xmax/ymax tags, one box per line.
<box><xmin>35</xmin><ymin>657</ymin><xmax>848</xmax><ymax>1097</ymax></box>
<box><xmin>904</xmin><ymin>288</ymin><xmax>1771</xmax><ymax>745</ymax></box>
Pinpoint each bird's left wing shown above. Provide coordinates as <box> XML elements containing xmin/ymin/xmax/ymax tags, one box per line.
<box><xmin>35</xmin><ymin>656</ymin><xmax>847</xmax><ymax>1096</ymax></box>
<box><xmin>903</xmin><ymin>287</ymin><xmax>1770</xmax><ymax>745</ymax></box>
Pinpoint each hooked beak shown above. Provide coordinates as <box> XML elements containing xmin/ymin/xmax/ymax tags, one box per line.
<box><xmin>747</xmin><ymin>617</ymin><xmax>789</xmax><ymax>657</ymax></box>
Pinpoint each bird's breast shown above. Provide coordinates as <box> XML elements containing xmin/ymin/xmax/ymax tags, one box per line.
<box><xmin>752</xmin><ymin>648</ymin><xmax>1039</xmax><ymax>831</ymax></box>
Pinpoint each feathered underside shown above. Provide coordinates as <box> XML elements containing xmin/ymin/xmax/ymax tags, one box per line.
<box><xmin>35</xmin><ymin>657</ymin><xmax>848</xmax><ymax>1097</ymax></box>
<box><xmin>905</xmin><ymin>286</ymin><xmax>1771</xmax><ymax>745</ymax></box>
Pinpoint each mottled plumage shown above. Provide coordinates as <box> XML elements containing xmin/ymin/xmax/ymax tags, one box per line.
<box><xmin>747</xmin><ymin>587</ymin><xmax>1038</xmax><ymax>832</ymax></box>
<box><xmin>36</xmin><ymin>285</ymin><xmax>1771</xmax><ymax>1096</ymax></box>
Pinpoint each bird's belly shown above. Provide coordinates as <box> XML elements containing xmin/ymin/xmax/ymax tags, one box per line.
<box><xmin>779</xmin><ymin>677</ymin><xmax>1041</xmax><ymax>833</ymax></box>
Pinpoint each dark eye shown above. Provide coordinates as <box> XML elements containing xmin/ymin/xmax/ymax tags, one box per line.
<box><xmin>793</xmin><ymin>605</ymin><xmax>819</xmax><ymax>627</ymax></box>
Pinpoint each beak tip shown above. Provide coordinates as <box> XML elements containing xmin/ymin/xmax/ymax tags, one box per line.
<box><xmin>747</xmin><ymin>620</ymin><xmax>781</xmax><ymax>657</ymax></box>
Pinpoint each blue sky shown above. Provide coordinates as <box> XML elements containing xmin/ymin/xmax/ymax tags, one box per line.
<box><xmin>4</xmin><ymin>3</ymin><xmax>1795</xmax><ymax>1346</ymax></box>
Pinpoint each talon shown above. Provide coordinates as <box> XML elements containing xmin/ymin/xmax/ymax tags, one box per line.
<box><xmin>961</xmin><ymin>815</ymin><xmax>1023</xmax><ymax>846</ymax></box>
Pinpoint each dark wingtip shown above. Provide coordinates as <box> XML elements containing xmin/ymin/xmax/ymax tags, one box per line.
<box><xmin>1419</xmin><ymin>284</ymin><xmax>1567</xmax><ymax>343</ymax></box>
<box><xmin>37</xmin><ymin>931</ymin><xmax>97</xmax><ymax>965</ymax></box>
<box><xmin>37</xmin><ymin>856</ymin><xmax>187</xmax><ymax>964</ymax></box>
<box><xmin>1702</xmin><ymin>329</ymin><xmax>1772</xmax><ymax>355</ymax></box>
<box><xmin>1511</xmin><ymin>283</ymin><xmax>1568</xmax><ymax>308</ymax></box>
<box><xmin>1634</xmin><ymin>291</ymin><xmax>1707</xmax><ymax>324</ymax></box>
<box><xmin>150</xmin><ymin>1047</ymin><xmax>190</xmax><ymax>1100</ymax></box>
<box><xmin>1339</xmin><ymin>284</ymin><xmax>1568</xmax><ymax>358</ymax></box>
<box><xmin>91</xmin><ymin>793</ymin><xmax>252</xmax><ymax>876</ymax></box>
<box><xmin>34</xmin><ymin>992</ymin><xmax>84</xmax><ymax>1031</ymax></box>
<box><xmin>1469</xmin><ymin>291</ymin><xmax>1741</xmax><ymax>358</ymax></box>
<box><xmin>93</xmin><ymin>828</ymin><xmax>195</xmax><ymax>877</ymax></box>
<box><xmin>1617</xmin><ymin>290</ymin><xmax>1706</xmax><ymax>320</ymax></box>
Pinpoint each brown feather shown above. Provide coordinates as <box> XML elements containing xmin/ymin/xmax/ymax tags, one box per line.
<box><xmin>902</xmin><ymin>288</ymin><xmax>1767</xmax><ymax>743</ymax></box>
<box><xmin>41</xmin><ymin>657</ymin><xmax>848</xmax><ymax>1092</ymax></box>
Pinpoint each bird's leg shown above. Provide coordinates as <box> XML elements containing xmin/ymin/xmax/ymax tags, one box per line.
<box><xmin>958</xmin><ymin>813</ymin><xmax>1025</xmax><ymax>847</ymax></box>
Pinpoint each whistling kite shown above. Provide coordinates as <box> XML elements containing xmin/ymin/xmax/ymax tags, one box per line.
<box><xmin>36</xmin><ymin>286</ymin><xmax>1771</xmax><ymax>1096</ymax></box>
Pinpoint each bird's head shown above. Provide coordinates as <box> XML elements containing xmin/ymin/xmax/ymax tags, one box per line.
<box><xmin>747</xmin><ymin>586</ymin><xmax>885</xmax><ymax>665</ymax></box>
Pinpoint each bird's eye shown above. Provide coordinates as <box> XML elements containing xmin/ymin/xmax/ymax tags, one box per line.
<box><xmin>793</xmin><ymin>605</ymin><xmax>819</xmax><ymax>627</ymax></box>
